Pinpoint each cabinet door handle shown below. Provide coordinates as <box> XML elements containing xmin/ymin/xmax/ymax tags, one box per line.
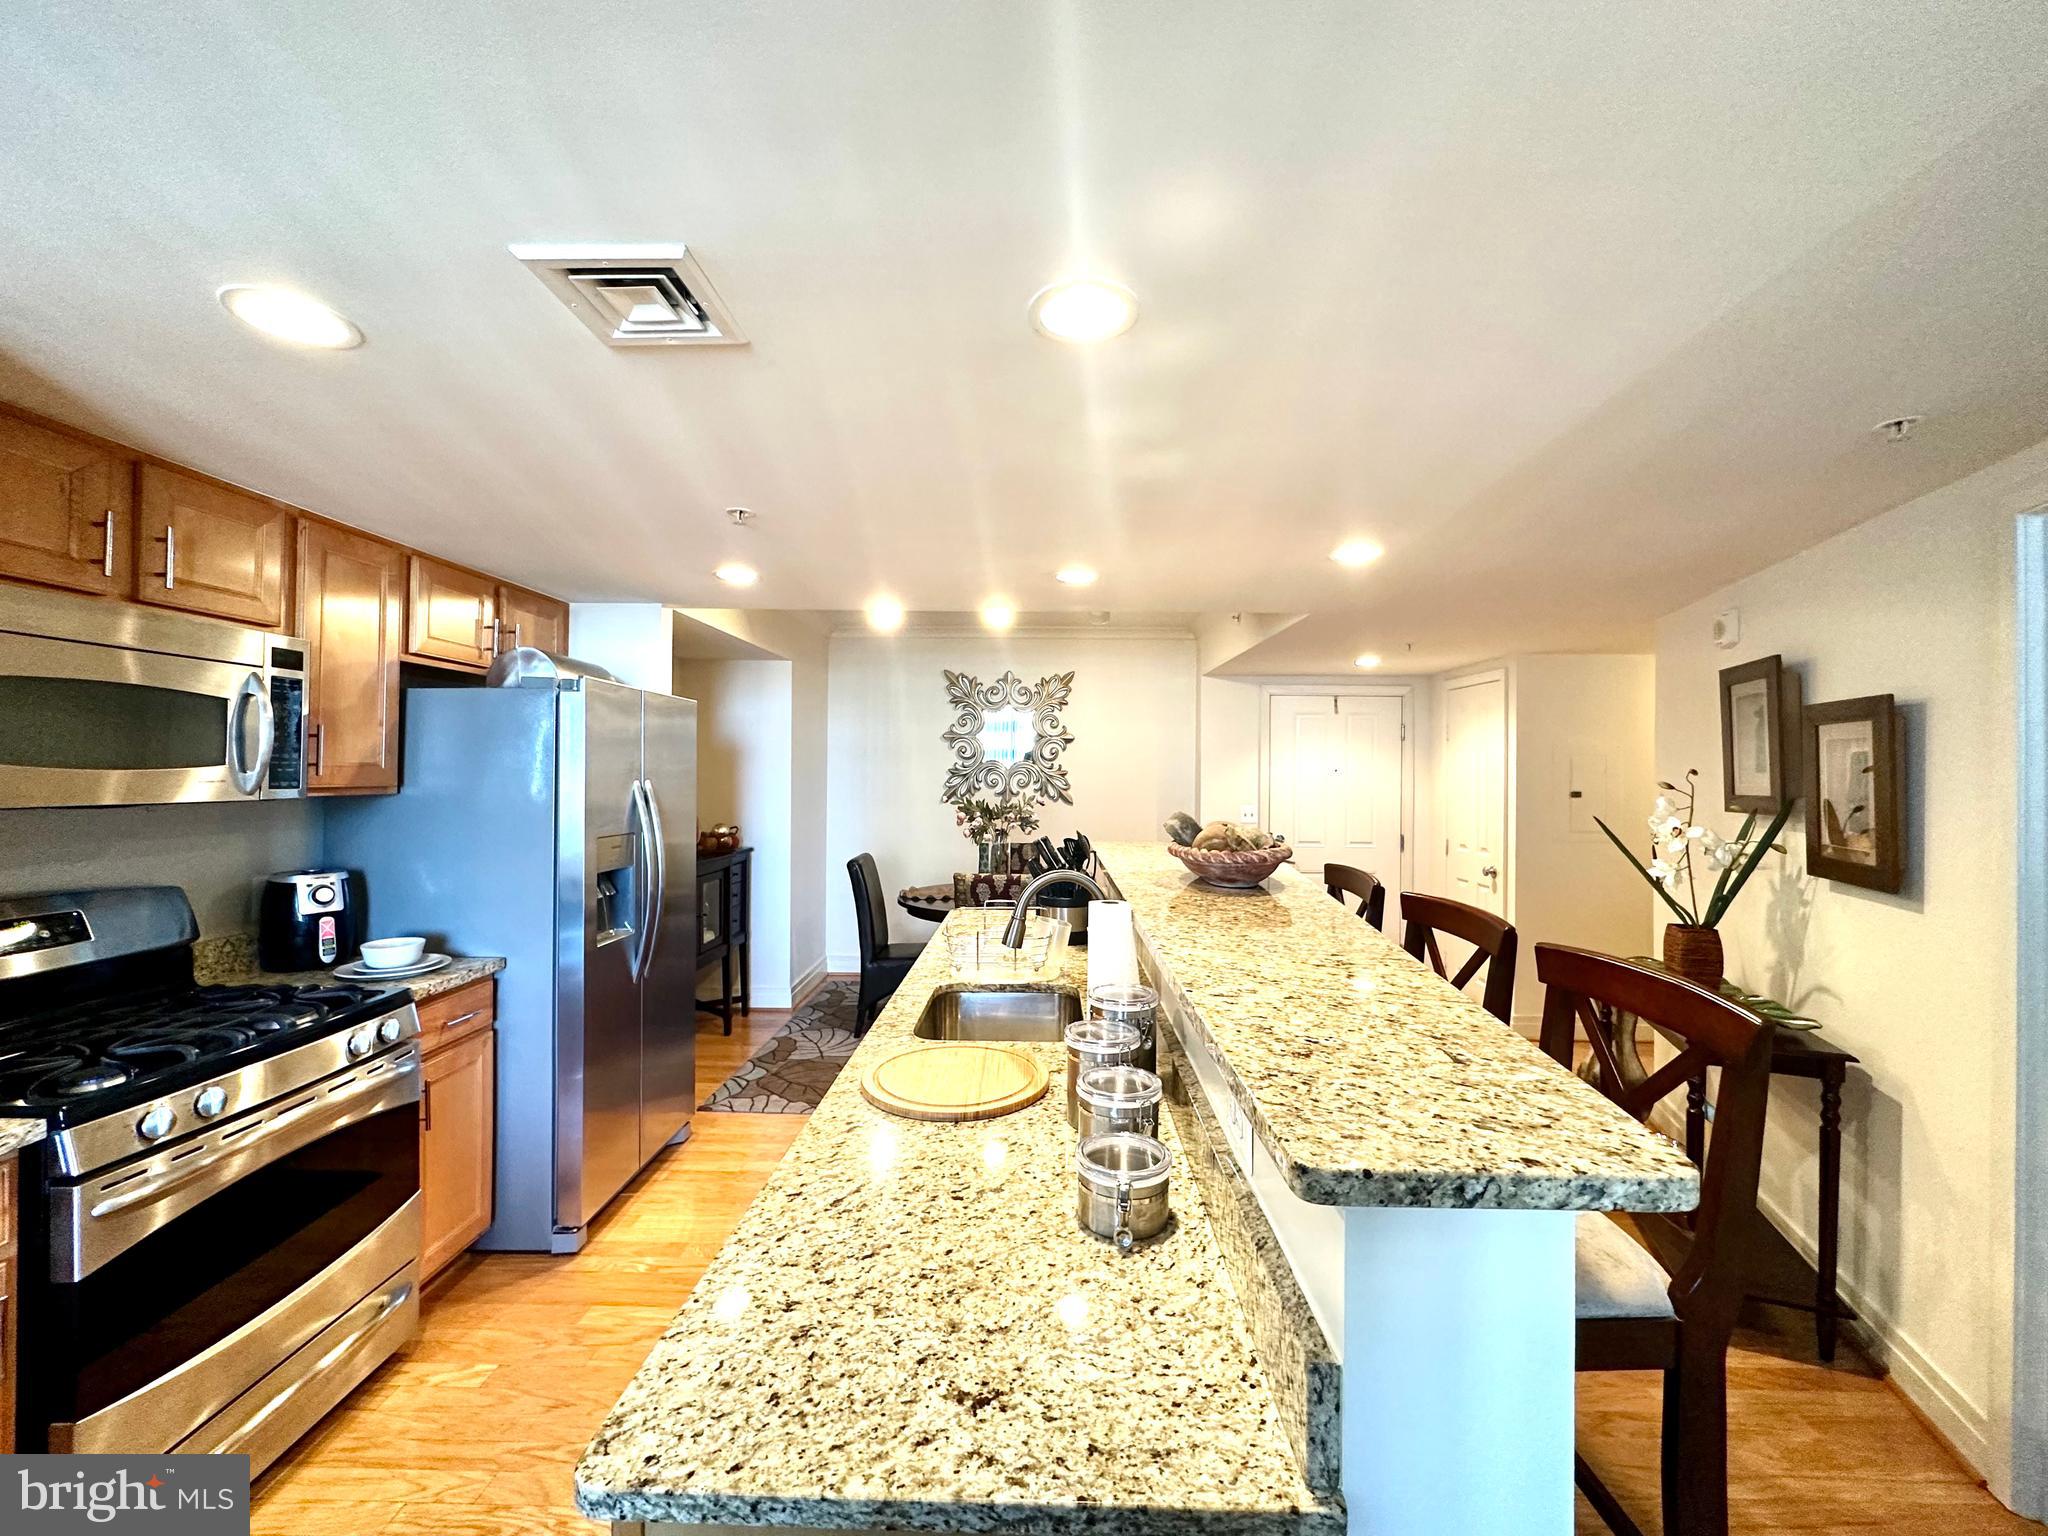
<box><xmin>308</xmin><ymin>722</ymin><xmax>324</xmax><ymax>777</ymax></box>
<box><xmin>99</xmin><ymin>508</ymin><xmax>115</xmax><ymax>576</ymax></box>
<box><xmin>162</xmin><ymin>524</ymin><xmax>176</xmax><ymax>588</ymax></box>
<box><xmin>440</xmin><ymin>1010</ymin><xmax>481</xmax><ymax>1031</ymax></box>
<box><xmin>421</xmin><ymin>1080</ymin><xmax>432</xmax><ymax>1133</ymax></box>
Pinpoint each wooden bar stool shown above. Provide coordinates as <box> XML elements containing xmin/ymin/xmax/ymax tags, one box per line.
<box><xmin>1398</xmin><ymin>891</ymin><xmax>1518</xmax><ymax>1022</ymax></box>
<box><xmin>1535</xmin><ymin>944</ymin><xmax>1776</xmax><ymax>1536</ymax></box>
<box><xmin>1323</xmin><ymin>863</ymin><xmax>1387</xmax><ymax>930</ymax></box>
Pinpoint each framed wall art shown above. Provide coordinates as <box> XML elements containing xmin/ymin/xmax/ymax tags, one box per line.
<box><xmin>1719</xmin><ymin>653</ymin><xmax>1791</xmax><ymax>813</ymax></box>
<box><xmin>1803</xmin><ymin>693</ymin><xmax>1902</xmax><ymax>892</ymax></box>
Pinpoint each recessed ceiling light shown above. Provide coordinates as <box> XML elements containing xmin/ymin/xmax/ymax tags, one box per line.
<box><xmin>1354</xmin><ymin>653</ymin><xmax>1382</xmax><ymax>669</ymax></box>
<box><xmin>218</xmin><ymin>284</ymin><xmax>363</xmax><ymax>349</ymax></box>
<box><xmin>980</xmin><ymin>598</ymin><xmax>1016</xmax><ymax>632</ymax></box>
<box><xmin>865</xmin><ymin>595</ymin><xmax>905</xmax><ymax>633</ymax></box>
<box><xmin>1028</xmin><ymin>279</ymin><xmax>1138</xmax><ymax>343</ymax></box>
<box><xmin>714</xmin><ymin>562</ymin><xmax>758</xmax><ymax>587</ymax></box>
<box><xmin>1055</xmin><ymin>564</ymin><xmax>1099</xmax><ymax>587</ymax></box>
<box><xmin>1331</xmin><ymin>539</ymin><xmax>1384</xmax><ymax>569</ymax></box>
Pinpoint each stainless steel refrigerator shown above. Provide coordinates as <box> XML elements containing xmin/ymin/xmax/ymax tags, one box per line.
<box><xmin>323</xmin><ymin>667</ymin><xmax>697</xmax><ymax>1252</ymax></box>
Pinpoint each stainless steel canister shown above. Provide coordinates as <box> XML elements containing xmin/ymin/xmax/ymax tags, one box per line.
<box><xmin>1090</xmin><ymin>982</ymin><xmax>1159</xmax><ymax>1073</ymax></box>
<box><xmin>1076</xmin><ymin>1064</ymin><xmax>1162</xmax><ymax>1140</ymax></box>
<box><xmin>1075</xmin><ymin>1132</ymin><xmax>1172</xmax><ymax>1251</ymax></box>
<box><xmin>1063</xmin><ymin>1018</ymin><xmax>1140</xmax><ymax>1128</ymax></box>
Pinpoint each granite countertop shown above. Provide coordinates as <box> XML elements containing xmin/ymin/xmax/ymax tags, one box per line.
<box><xmin>1094</xmin><ymin>842</ymin><xmax>1699</xmax><ymax>1211</ymax></box>
<box><xmin>192</xmin><ymin>933</ymin><xmax>505</xmax><ymax>1004</ymax></box>
<box><xmin>576</xmin><ymin>914</ymin><xmax>1339</xmax><ymax>1536</ymax></box>
<box><xmin>0</xmin><ymin>1116</ymin><xmax>47</xmax><ymax>1159</ymax></box>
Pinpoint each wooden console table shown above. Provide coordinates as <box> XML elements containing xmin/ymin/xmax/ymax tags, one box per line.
<box><xmin>1685</xmin><ymin>1023</ymin><xmax>1860</xmax><ymax>1361</ymax></box>
<box><xmin>1624</xmin><ymin>962</ymin><xmax>1861</xmax><ymax>1361</ymax></box>
<box><xmin>695</xmin><ymin>847</ymin><xmax>752</xmax><ymax>1034</ymax></box>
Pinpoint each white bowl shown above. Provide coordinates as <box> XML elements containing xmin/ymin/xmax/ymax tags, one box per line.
<box><xmin>358</xmin><ymin>937</ymin><xmax>427</xmax><ymax>971</ymax></box>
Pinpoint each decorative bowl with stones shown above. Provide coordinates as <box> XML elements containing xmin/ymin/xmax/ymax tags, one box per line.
<box><xmin>1166</xmin><ymin>842</ymin><xmax>1294</xmax><ymax>889</ymax></box>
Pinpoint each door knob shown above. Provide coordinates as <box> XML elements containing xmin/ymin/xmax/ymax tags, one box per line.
<box><xmin>1480</xmin><ymin>864</ymin><xmax>1499</xmax><ymax>880</ymax></box>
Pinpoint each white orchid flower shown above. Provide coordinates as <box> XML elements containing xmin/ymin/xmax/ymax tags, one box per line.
<box><xmin>1711</xmin><ymin>841</ymin><xmax>1739</xmax><ymax>869</ymax></box>
<box><xmin>1651</xmin><ymin>795</ymin><xmax>1676</xmax><ymax>820</ymax></box>
<box><xmin>1698</xmin><ymin>828</ymin><xmax>1722</xmax><ymax>852</ymax></box>
<box><xmin>1685</xmin><ymin>824</ymin><xmax>1707</xmax><ymax>840</ymax></box>
<box><xmin>1651</xmin><ymin>815</ymin><xmax>1684</xmax><ymax>840</ymax></box>
<box><xmin>1647</xmin><ymin>858</ymin><xmax>1676</xmax><ymax>885</ymax></box>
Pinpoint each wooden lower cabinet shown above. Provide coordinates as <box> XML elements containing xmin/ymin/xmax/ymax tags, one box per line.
<box><xmin>0</xmin><ymin>413</ymin><xmax>133</xmax><ymax>597</ymax></box>
<box><xmin>1</xmin><ymin>1153</ymin><xmax>17</xmax><ymax>1453</ymax></box>
<box><xmin>298</xmin><ymin>520</ymin><xmax>404</xmax><ymax>794</ymax></box>
<box><xmin>135</xmin><ymin>464</ymin><xmax>292</xmax><ymax>629</ymax></box>
<box><xmin>494</xmin><ymin>583</ymin><xmax>569</xmax><ymax>657</ymax></box>
<box><xmin>417</xmin><ymin>980</ymin><xmax>497</xmax><ymax>1281</ymax></box>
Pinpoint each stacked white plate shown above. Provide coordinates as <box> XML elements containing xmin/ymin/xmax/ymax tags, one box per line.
<box><xmin>332</xmin><ymin>952</ymin><xmax>454</xmax><ymax>982</ymax></box>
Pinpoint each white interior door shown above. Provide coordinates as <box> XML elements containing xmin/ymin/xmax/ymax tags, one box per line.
<box><xmin>1269</xmin><ymin>696</ymin><xmax>1337</xmax><ymax>868</ymax></box>
<box><xmin>1443</xmin><ymin>676</ymin><xmax>1508</xmax><ymax>914</ymax></box>
<box><xmin>1268</xmin><ymin>693</ymin><xmax>1404</xmax><ymax>878</ymax></box>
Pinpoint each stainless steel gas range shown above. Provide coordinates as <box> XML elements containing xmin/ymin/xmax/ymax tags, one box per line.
<box><xmin>0</xmin><ymin>885</ymin><xmax>421</xmax><ymax>1474</ymax></box>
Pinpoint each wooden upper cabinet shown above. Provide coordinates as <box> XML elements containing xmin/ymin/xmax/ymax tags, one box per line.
<box><xmin>299</xmin><ymin>521</ymin><xmax>404</xmax><ymax>795</ymax></box>
<box><xmin>0</xmin><ymin>414</ymin><xmax>134</xmax><ymax>597</ymax></box>
<box><xmin>405</xmin><ymin>554</ymin><xmax>496</xmax><ymax>670</ymax></box>
<box><xmin>494</xmin><ymin>584</ymin><xmax>568</xmax><ymax>657</ymax></box>
<box><xmin>135</xmin><ymin>465</ymin><xmax>292</xmax><ymax>629</ymax></box>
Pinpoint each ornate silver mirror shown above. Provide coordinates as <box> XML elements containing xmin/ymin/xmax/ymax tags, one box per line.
<box><xmin>941</xmin><ymin>670</ymin><xmax>1076</xmax><ymax>804</ymax></box>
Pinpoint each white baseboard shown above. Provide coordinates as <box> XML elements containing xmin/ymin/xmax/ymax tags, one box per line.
<box><xmin>788</xmin><ymin>957</ymin><xmax>828</xmax><ymax>1010</ymax></box>
<box><xmin>1750</xmin><ymin>1188</ymin><xmax>1995</xmax><ymax>1483</ymax></box>
<box><xmin>826</xmin><ymin>950</ymin><xmax>861</xmax><ymax>975</ymax></box>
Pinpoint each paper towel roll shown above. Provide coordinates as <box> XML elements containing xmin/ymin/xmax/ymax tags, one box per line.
<box><xmin>1087</xmin><ymin>900</ymin><xmax>1139</xmax><ymax>992</ymax></box>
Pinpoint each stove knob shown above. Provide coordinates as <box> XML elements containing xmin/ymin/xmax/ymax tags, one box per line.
<box><xmin>347</xmin><ymin>1026</ymin><xmax>373</xmax><ymax>1059</ymax></box>
<box><xmin>194</xmin><ymin>1086</ymin><xmax>228</xmax><ymax>1119</ymax></box>
<box><xmin>378</xmin><ymin>1017</ymin><xmax>404</xmax><ymax>1044</ymax></box>
<box><xmin>138</xmin><ymin>1104</ymin><xmax>176</xmax><ymax>1141</ymax></box>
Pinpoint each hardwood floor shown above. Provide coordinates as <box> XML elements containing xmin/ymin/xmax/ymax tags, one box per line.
<box><xmin>253</xmin><ymin>1007</ymin><xmax>2033</xmax><ymax>1536</ymax></box>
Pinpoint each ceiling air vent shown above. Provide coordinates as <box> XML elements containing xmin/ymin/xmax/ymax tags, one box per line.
<box><xmin>509</xmin><ymin>244</ymin><xmax>747</xmax><ymax>347</ymax></box>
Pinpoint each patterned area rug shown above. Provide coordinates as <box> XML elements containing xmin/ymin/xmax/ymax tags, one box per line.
<box><xmin>699</xmin><ymin>976</ymin><xmax>861</xmax><ymax>1113</ymax></box>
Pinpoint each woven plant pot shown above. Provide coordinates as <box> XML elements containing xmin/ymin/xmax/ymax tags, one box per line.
<box><xmin>1662</xmin><ymin>923</ymin><xmax>1724</xmax><ymax>991</ymax></box>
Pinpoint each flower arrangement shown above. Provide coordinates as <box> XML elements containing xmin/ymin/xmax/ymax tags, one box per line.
<box><xmin>1595</xmin><ymin>769</ymin><xmax>1791</xmax><ymax>930</ymax></box>
<box><xmin>950</xmin><ymin>794</ymin><xmax>1042</xmax><ymax>846</ymax></box>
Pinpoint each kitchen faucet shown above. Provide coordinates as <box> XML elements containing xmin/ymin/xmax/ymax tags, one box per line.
<box><xmin>1002</xmin><ymin>869</ymin><xmax>1107</xmax><ymax>948</ymax></box>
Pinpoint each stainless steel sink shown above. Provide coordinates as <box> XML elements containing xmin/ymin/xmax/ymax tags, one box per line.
<box><xmin>913</xmin><ymin>988</ymin><xmax>1082</xmax><ymax>1041</ymax></box>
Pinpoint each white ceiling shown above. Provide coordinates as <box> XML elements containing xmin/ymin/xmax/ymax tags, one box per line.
<box><xmin>2</xmin><ymin>2</ymin><xmax>2045</xmax><ymax>673</ymax></box>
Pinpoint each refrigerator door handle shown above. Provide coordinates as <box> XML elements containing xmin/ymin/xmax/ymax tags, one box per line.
<box><xmin>640</xmin><ymin>775</ymin><xmax>668</xmax><ymax>975</ymax></box>
<box><xmin>627</xmin><ymin>779</ymin><xmax>654</xmax><ymax>982</ymax></box>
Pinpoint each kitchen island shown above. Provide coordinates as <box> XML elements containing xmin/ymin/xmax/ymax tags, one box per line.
<box><xmin>578</xmin><ymin>846</ymin><xmax>1696</xmax><ymax>1536</ymax></box>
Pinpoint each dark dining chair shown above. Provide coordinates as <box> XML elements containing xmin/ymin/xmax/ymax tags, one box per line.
<box><xmin>848</xmin><ymin>853</ymin><xmax>925</xmax><ymax>1032</ymax></box>
<box><xmin>1323</xmin><ymin>863</ymin><xmax>1387</xmax><ymax>931</ymax></box>
<box><xmin>1399</xmin><ymin>891</ymin><xmax>1518</xmax><ymax>1023</ymax></box>
<box><xmin>1535</xmin><ymin>944</ymin><xmax>1776</xmax><ymax>1536</ymax></box>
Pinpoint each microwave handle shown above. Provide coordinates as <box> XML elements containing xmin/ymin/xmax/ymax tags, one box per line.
<box><xmin>228</xmin><ymin>670</ymin><xmax>274</xmax><ymax>795</ymax></box>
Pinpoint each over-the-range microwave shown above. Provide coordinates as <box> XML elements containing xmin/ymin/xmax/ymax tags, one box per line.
<box><xmin>0</xmin><ymin>584</ymin><xmax>305</xmax><ymax>808</ymax></box>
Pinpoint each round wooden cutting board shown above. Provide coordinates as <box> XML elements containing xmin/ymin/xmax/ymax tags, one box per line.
<box><xmin>859</xmin><ymin>1043</ymin><xmax>1049</xmax><ymax>1122</ymax></box>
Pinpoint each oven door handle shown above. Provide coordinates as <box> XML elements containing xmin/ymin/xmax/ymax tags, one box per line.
<box><xmin>58</xmin><ymin>1050</ymin><xmax>420</xmax><ymax>1281</ymax></box>
<box><xmin>89</xmin><ymin>1055</ymin><xmax>417</xmax><ymax>1222</ymax></box>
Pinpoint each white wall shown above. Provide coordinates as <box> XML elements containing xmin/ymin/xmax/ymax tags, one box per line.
<box><xmin>675</xmin><ymin>657</ymin><xmax>799</xmax><ymax>1007</ymax></box>
<box><xmin>1197</xmin><ymin>676</ymin><xmax>1262</xmax><ymax>825</ymax></box>
<box><xmin>1655</xmin><ymin>436</ymin><xmax>2048</xmax><ymax>1494</ymax></box>
<box><xmin>826</xmin><ymin>631</ymin><xmax>1198</xmax><ymax>963</ymax></box>
<box><xmin>568</xmin><ymin>602</ymin><xmax>675</xmax><ymax>691</ymax></box>
<box><xmin>1507</xmin><ymin>654</ymin><xmax>1657</xmax><ymax>1024</ymax></box>
<box><xmin>674</xmin><ymin>609</ymin><xmax>833</xmax><ymax>1007</ymax></box>
<box><xmin>0</xmin><ymin>800</ymin><xmax>322</xmax><ymax>935</ymax></box>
